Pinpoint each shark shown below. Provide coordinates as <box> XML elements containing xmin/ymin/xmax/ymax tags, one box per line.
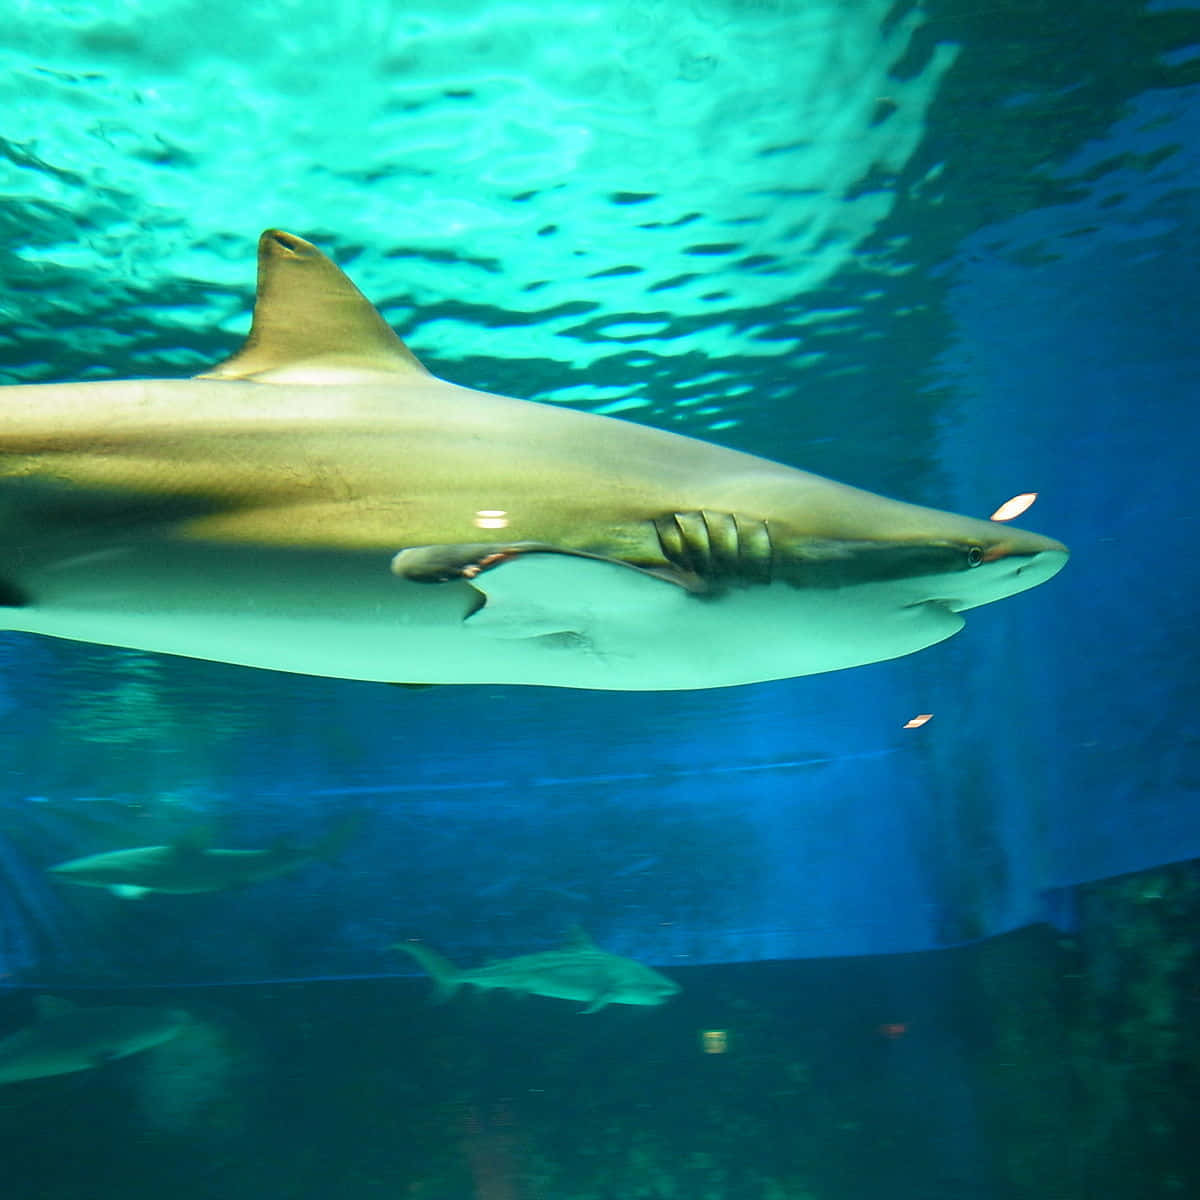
<box><xmin>0</xmin><ymin>230</ymin><xmax>1068</xmax><ymax>690</ymax></box>
<box><xmin>46</xmin><ymin>815</ymin><xmax>362</xmax><ymax>898</ymax></box>
<box><xmin>394</xmin><ymin>930</ymin><xmax>681</xmax><ymax>1013</ymax></box>
<box><xmin>0</xmin><ymin>995</ymin><xmax>187</xmax><ymax>1085</ymax></box>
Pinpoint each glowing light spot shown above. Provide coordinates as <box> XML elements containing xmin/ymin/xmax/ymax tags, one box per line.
<box><xmin>903</xmin><ymin>713</ymin><xmax>933</xmax><ymax>729</ymax></box>
<box><xmin>700</xmin><ymin>1029</ymin><xmax>728</xmax><ymax>1054</ymax></box>
<box><xmin>474</xmin><ymin>509</ymin><xmax>508</xmax><ymax>530</ymax></box>
<box><xmin>990</xmin><ymin>492</ymin><xmax>1037</xmax><ymax>522</ymax></box>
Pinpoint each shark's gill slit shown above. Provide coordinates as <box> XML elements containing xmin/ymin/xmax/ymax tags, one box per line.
<box><xmin>700</xmin><ymin>509</ymin><xmax>737</xmax><ymax>575</ymax></box>
<box><xmin>652</xmin><ymin>509</ymin><xmax>773</xmax><ymax>582</ymax></box>
<box><xmin>675</xmin><ymin>511</ymin><xmax>710</xmax><ymax>574</ymax></box>
<box><xmin>736</xmin><ymin>513</ymin><xmax>773</xmax><ymax>581</ymax></box>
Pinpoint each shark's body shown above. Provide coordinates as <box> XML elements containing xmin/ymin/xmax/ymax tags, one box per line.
<box><xmin>395</xmin><ymin>931</ymin><xmax>680</xmax><ymax>1013</ymax></box>
<box><xmin>0</xmin><ymin>230</ymin><xmax>1068</xmax><ymax>690</ymax></box>
<box><xmin>0</xmin><ymin>996</ymin><xmax>187</xmax><ymax>1085</ymax></box>
<box><xmin>47</xmin><ymin>817</ymin><xmax>360</xmax><ymax>897</ymax></box>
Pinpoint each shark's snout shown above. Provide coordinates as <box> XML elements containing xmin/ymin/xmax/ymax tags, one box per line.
<box><xmin>1017</xmin><ymin>545</ymin><xmax>1070</xmax><ymax>582</ymax></box>
<box><xmin>997</xmin><ymin>544</ymin><xmax>1069</xmax><ymax>587</ymax></box>
<box><xmin>944</xmin><ymin>546</ymin><xmax>1069</xmax><ymax>612</ymax></box>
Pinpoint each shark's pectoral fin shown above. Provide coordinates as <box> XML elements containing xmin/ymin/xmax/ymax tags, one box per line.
<box><xmin>390</xmin><ymin>510</ymin><xmax>772</xmax><ymax>590</ymax></box>
<box><xmin>581</xmin><ymin>993</ymin><xmax>613</xmax><ymax>1014</ymax></box>
<box><xmin>391</xmin><ymin>541</ymin><xmax>700</xmax><ymax>590</ymax></box>
<box><xmin>111</xmin><ymin>885</ymin><xmax>152</xmax><ymax>900</ymax></box>
<box><xmin>387</xmin><ymin>512</ymin><xmax>774</xmax><ymax>647</ymax></box>
<box><xmin>391</xmin><ymin>542</ymin><xmax>546</xmax><ymax>585</ymax></box>
<box><xmin>393</xmin><ymin>544</ymin><xmax>696</xmax><ymax>643</ymax></box>
<box><xmin>469</xmin><ymin>555</ymin><xmax>701</xmax><ymax>643</ymax></box>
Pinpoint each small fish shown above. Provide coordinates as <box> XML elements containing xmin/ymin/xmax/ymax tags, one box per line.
<box><xmin>0</xmin><ymin>996</ymin><xmax>187</xmax><ymax>1085</ymax></box>
<box><xmin>47</xmin><ymin>814</ymin><xmax>362</xmax><ymax>897</ymax></box>
<box><xmin>395</xmin><ymin>928</ymin><xmax>681</xmax><ymax>1013</ymax></box>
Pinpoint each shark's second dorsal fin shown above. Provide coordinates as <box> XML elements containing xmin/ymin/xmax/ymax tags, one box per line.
<box><xmin>197</xmin><ymin>229</ymin><xmax>430</xmax><ymax>385</ymax></box>
<box><xmin>34</xmin><ymin>995</ymin><xmax>76</xmax><ymax>1020</ymax></box>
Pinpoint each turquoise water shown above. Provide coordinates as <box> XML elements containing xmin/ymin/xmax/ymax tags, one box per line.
<box><xmin>2</xmin><ymin>1</ymin><xmax>1199</xmax><ymax>1196</ymax></box>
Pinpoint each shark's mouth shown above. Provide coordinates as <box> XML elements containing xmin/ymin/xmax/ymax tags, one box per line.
<box><xmin>925</xmin><ymin>547</ymin><xmax>1069</xmax><ymax>612</ymax></box>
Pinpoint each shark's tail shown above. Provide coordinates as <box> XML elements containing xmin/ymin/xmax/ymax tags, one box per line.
<box><xmin>393</xmin><ymin>941</ymin><xmax>463</xmax><ymax>1001</ymax></box>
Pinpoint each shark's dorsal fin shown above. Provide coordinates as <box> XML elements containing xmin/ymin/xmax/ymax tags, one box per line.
<box><xmin>563</xmin><ymin>925</ymin><xmax>598</xmax><ymax>951</ymax></box>
<box><xmin>171</xmin><ymin>825</ymin><xmax>213</xmax><ymax>856</ymax></box>
<box><xmin>197</xmin><ymin>229</ymin><xmax>429</xmax><ymax>385</ymax></box>
<box><xmin>34</xmin><ymin>995</ymin><xmax>76</xmax><ymax>1020</ymax></box>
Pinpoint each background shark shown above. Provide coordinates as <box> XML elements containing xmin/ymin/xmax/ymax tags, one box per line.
<box><xmin>0</xmin><ymin>996</ymin><xmax>187</xmax><ymax>1085</ymax></box>
<box><xmin>395</xmin><ymin>930</ymin><xmax>681</xmax><ymax>1012</ymax></box>
<box><xmin>0</xmin><ymin>230</ymin><xmax>1067</xmax><ymax>690</ymax></box>
<box><xmin>47</xmin><ymin>814</ymin><xmax>362</xmax><ymax>898</ymax></box>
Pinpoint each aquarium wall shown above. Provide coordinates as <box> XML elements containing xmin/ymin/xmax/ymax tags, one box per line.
<box><xmin>0</xmin><ymin>0</ymin><xmax>1196</xmax><ymax>997</ymax></box>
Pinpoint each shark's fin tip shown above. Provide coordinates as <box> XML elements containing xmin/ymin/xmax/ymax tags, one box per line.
<box><xmin>261</xmin><ymin>228</ymin><xmax>311</xmax><ymax>257</ymax></box>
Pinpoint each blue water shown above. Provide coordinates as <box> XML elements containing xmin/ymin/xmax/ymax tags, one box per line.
<box><xmin>1</xmin><ymin>1</ymin><xmax>1199</xmax><ymax>1196</ymax></box>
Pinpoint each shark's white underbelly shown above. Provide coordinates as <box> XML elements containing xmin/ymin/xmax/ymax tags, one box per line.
<box><xmin>2</xmin><ymin>543</ymin><xmax>966</xmax><ymax>689</ymax></box>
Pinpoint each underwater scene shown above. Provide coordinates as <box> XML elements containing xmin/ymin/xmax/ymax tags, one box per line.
<box><xmin>1</xmin><ymin>0</ymin><xmax>1198</xmax><ymax>1196</ymax></box>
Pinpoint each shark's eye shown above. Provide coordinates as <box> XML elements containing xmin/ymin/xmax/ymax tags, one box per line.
<box><xmin>966</xmin><ymin>546</ymin><xmax>985</xmax><ymax>567</ymax></box>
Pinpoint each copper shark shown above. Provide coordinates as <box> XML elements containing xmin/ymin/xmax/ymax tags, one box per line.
<box><xmin>46</xmin><ymin>815</ymin><xmax>362</xmax><ymax>898</ymax></box>
<box><xmin>0</xmin><ymin>996</ymin><xmax>186</xmax><ymax>1085</ymax></box>
<box><xmin>395</xmin><ymin>930</ymin><xmax>680</xmax><ymax>1013</ymax></box>
<box><xmin>0</xmin><ymin>230</ymin><xmax>1067</xmax><ymax>690</ymax></box>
